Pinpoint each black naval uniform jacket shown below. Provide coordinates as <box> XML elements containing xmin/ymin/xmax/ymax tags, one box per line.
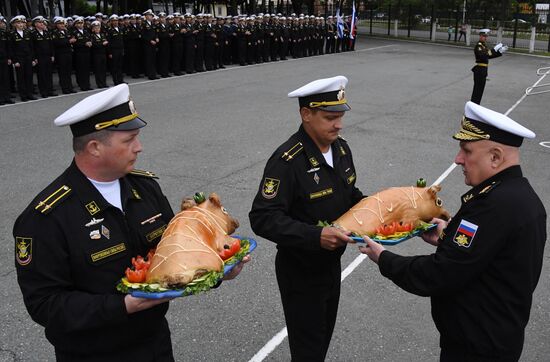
<box><xmin>14</xmin><ymin>161</ymin><xmax>174</xmax><ymax>356</ymax></box>
<box><xmin>378</xmin><ymin>166</ymin><xmax>546</xmax><ymax>360</ymax></box>
<box><xmin>250</xmin><ymin>125</ymin><xmax>364</xmax><ymax>268</ymax></box>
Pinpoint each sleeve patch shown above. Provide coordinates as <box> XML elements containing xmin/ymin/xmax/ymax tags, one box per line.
<box><xmin>262</xmin><ymin>178</ymin><xmax>280</xmax><ymax>199</ymax></box>
<box><xmin>16</xmin><ymin>237</ymin><xmax>33</xmax><ymax>266</ymax></box>
<box><xmin>453</xmin><ymin>219</ymin><xmax>479</xmax><ymax>248</ymax></box>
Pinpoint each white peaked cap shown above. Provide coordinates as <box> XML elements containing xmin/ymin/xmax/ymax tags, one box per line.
<box><xmin>454</xmin><ymin>101</ymin><xmax>535</xmax><ymax>147</ymax></box>
<box><xmin>288</xmin><ymin>75</ymin><xmax>350</xmax><ymax>112</ymax></box>
<box><xmin>54</xmin><ymin>84</ymin><xmax>147</xmax><ymax>137</ymax></box>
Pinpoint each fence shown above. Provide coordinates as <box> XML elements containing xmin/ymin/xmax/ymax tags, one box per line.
<box><xmin>355</xmin><ymin>3</ymin><xmax>550</xmax><ymax>54</ymax></box>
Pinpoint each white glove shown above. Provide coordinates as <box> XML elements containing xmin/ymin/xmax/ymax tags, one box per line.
<box><xmin>493</xmin><ymin>42</ymin><xmax>503</xmax><ymax>52</ymax></box>
<box><xmin>500</xmin><ymin>45</ymin><xmax>508</xmax><ymax>53</ymax></box>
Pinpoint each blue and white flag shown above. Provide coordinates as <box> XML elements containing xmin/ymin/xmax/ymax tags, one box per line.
<box><xmin>336</xmin><ymin>8</ymin><xmax>344</xmax><ymax>39</ymax></box>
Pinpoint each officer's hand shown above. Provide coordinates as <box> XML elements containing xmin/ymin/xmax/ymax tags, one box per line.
<box><xmin>500</xmin><ymin>45</ymin><xmax>508</xmax><ymax>53</ymax></box>
<box><xmin>223</xmin><ymin>254</ymin><xmax>251</xmax><ymax>280</ymax></box>
<box><xmin>320</xmin><ymin>227</ymin><xmax>352</xmax><ymax>250</ymax></box>
<box><xmin>124</xmin><ymin>294</ymin><xmax>173</xmax><ymax>314</ymax></box>
<box><xmin>420</xmin><ymin>217</ymin><xmax>448</xmax><ymax>247</ymax></box>
<box><xmin>358</xmin><ymin>236</ymin><xmax>385</xmax><ymax>264</ymax></box>
<box><xmin>494</xmin><ymin>42</ymin><xmax>503</xmax><ymax>52</ymax></box>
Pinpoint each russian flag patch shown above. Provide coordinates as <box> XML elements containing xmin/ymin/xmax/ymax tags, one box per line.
<box><xmin>453</xmin><ymin>219</ymin><xmax>479</xmax><ymax>248</ymax></box>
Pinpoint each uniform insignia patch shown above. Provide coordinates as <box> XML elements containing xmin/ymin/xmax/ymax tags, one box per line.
<box><xmin>307</xmin><ymin>167</ymin><xmax>320</xmax><ymax>173</ymax></box>
<box><xmin>309</xmin><ymin>188</ymin><xmax>333</xmax><ymax>200</ymax></box>
<box><xmin>309</xmin><ymin>157</ymin><xmax>319</xmax><ymax>167</ymax></box>
<box><xmin>86</xmin><ymin>201</ymin><xmax>101</xmax><ymax>215</ymax></box>
<box><xmin>313</xmin><ymin>173</ymin><xmax>320</xmax><ymax>184</ymax></box>
<box><xmin>132</xmin><ymin>189</ymin><xmax>141</xmax><ymax>199</ymax></box>
<box><xmin>85</xmin><ymin>217</ymin><xmax>104</xmax><ymax>227</ymax></box>
<box><xmin>16</xmin><ymin>237</ymin><xmax>32</xmax><ymax>266</ymax></box>
<box><xmin>146</xmin><ymin>225</ymin><xmax>167</xmax><ymax>242</ymax></box>
<box><xmin>101</xmin><ymin>225</ymin><xmax>110</xmax><ymax>239</ymax></box>
<box><xmin>453</xmin><ymin>219</ymin><xmax>478</xmax><ymax>248</ymax></box>
<box><xmin>339</xmin><ymin>146</ymin><xmax>346</xmax><ymax>156</ymax></box>
<box><xmin>90</xmin><ymin>230</ymin><xmax>101</xmax><ymax>240</ymax></box>
<box><xmin>262</xmin><ymin>178</ymin><xmax>280</xmax><ymax>199</ymax></box>
<box><xmin>463</xmin><ymin>194</ymin><xmax>474</xmax><ymax>203</ymax></box>
<box><xmin>347</xmin><ymin>173</ymin><xmax>356</xmax><ymax>185</ymax></box>
<box><xmin>90</xmin><ymin>243</ymin><xmax>126</xmax><ymax>262</ymax></box>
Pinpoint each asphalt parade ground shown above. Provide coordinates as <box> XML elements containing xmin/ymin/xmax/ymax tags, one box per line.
<box><xmin>1</xmin><ymin>37</ymin><xmax>549</xmax><ymax>362</ymax></box>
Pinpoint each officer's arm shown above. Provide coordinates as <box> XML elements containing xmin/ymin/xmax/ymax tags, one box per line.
<box><xmin>249</xmin><ymin>155</ymin><xmax>321</xmax><ymax>251</ymax></box>
<box><xmin>14</xmin><ymin>213</ymin><xmax>130</xmax><ymax>332</ymax></box>
<box><xmin>376</xmin><ymin>202</ymin><xmax>508</xmax><ymax>297</ymax></box>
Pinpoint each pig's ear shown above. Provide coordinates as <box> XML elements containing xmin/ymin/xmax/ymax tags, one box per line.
<box><xmin>208</xmin><ymin>192</ymin><xmax>222</xmax><ymax>207</ymax></box>
<box><xmin>428</xmin><ymin>185</ymin><xmax>441</xmax><ymax>196</ymax></box>
<box><xmin>181</xmin><ymin>198</ymin><xmax>197</xmax><ymax>211</ymax></box>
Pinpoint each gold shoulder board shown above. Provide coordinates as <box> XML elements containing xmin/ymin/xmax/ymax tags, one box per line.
<box><xmin>281</xmin><ymin>142</ymin><xmax>303</xmax><ymax>162</ymax></box>
<box><xmin>35</xmin><ymin>185</ymin><xmax>72</xmax><ymax>214</ymax></box>
<box><xmin>479</xmin><ymin>181</ymin><xmax>501</xmax><ymax>195</ymax></box>
<box><xmin>129</xmin><ymin>169</ymin><xmax>159</xmax><ymax>179</ymax></box>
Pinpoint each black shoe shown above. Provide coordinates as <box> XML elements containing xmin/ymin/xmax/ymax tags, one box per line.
<box><xmin>174</xmin><ymin>72</ymin><xmax>182</xmax><ymax>76</ymax></box>
<box><xmin>27</xmin><ymin>96</ymin><xmax>37</xmax><ymax>100</ymax></box>
<box><xmin>20</xmin><ymin>97</ymin><xmax>29</xmax><ymax>102</ymax></box>
<box><xmin>4</xmin><ymin>99</ymin><xmax>14</xmax><ymax>104</ymax></box>
<box><xmin>69</xmin><ymin>90</ymin><xmax>77</xmax><ymax>93</ymax></box>
<box><xmin>41</xmin><ymin>94</ymin><xmax>49</xmax><ymax>98</ymax></box>
<box><xmin>132</xmin><ymin>75</ymin><xmax>141</xmax><ymax>79</ymax></box>
<box><xmin>219</xmin><ymin>66</ymin><xmax>226</xmax><ymax>69</ymax></box>
<box><xmin>49</xmin><ymin>92</ymin><xmax>58</xmax><ymax>96</ymax></box>
<box><xmin>148</xmin><ymin>76</ymin><xmax>159</xmax><ymax>80</ymax></box>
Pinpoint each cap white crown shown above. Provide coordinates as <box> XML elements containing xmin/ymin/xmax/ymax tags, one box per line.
<box><xmin>288</xmin><ymin>76</ymin><xmax>348</xmax><ymax>98</ymax></box>
<box><xmin>54</xmin><ymin>84</ymin><xmax>131</xmax><ymax>128</ymax></box>
<box><xmin>464</xmin><ymin>101</ymin><xmax>535</xmax><ymax>139</ymax></box>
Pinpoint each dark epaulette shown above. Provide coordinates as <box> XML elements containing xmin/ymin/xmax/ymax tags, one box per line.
<box><xmin>281</xmin><ymin>141</ymin><xmax>303</xmax><ymax>162</ymax></box>
<box><xmin>479</xmin><ymin>181</ymin><xmax>501</xmax><ymax>196</ymax></box>
<box><xmin>34</xmin><ymin>185</ymin><xmax>72</xmax><ymax>215</ymax></box>
<box><xmin>129</xmin><ymin>169</ymin><xmax>159</xmax><ymax>179</ymax></box>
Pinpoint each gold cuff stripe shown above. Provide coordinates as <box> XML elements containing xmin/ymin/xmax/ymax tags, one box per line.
<box><xmin>475</xmin><ymin>63</ymin><xmax>488</xmax><ymax>67</ymax></box>
<box><xmin>95</xmin><ymin>113</ymin><xmax>139</xmax><ymax>131</ymax></box>
<box><xmin>309</xmin><ymin>99</ymin><xmax>347</xmax><ymax>108</ymax></box>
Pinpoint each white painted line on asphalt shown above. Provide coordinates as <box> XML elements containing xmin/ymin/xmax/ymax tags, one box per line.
<box><xmin>247</xmin><ymin>253</ymin><xmax>368</xmax><ymax>362</ymax></box>
<box><xmin>506</xmin><ymin>68</ymin><xmax>550</xmax><ymax>116</ymax></box>
<box><xmin>248</xmin><ymin>327</ymin><xmax>288</xmax><ymax>362</ymax></box>
<box><xmin>540</xmin><ymin>141</ymin><xmax>550</xmax><ymax>149</ymax></box>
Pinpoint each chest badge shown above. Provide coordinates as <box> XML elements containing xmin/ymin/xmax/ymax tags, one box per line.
<box><xmin>90</xmin><ymin>230</ymin><xmax>101</xmax><ymax>240</ymax></box>
<box><xmin>262</xmin><ymin>178</ymin><xmax>280</xmax><ymax>199</ymax></box>
<box><xmin>453</xmin><ymin>219</ymin><xmax>479</xmax><ymax>248</ymax></box>
<box><xmin>86</xmin><ymin>201</ymin><xmax>101</xmax><ymax>215</ymax></box>
<box><xmin>313</xmin><ymin>172</ymin><xmax>320</xmax><ymax>184</ymax></box>
<box><xmin>85</xmin><ymin>217</ymin><xmax>104</xmax><ymax>227</ymax></box>
<box><xmin>101</xmin><ymin>225</ymin><xmax>110</xmax><ymax>239</ymax></box>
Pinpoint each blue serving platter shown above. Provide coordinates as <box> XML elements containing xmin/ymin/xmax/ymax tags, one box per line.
<box><xmin>350</xmin><ymin>224</ymin><xmax>437</xmax><ymax>246</ymax></box>
<box><xmin>129</xmin><ymin>237</ymin><xmax>257</xmax><ymax>299</ymax></box>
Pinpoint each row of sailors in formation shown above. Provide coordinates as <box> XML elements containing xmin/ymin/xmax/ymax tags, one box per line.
<box><xmin>0</xmin><ymin>11</ymin><xmax>357</xmax><ymax>103</ymax></box>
